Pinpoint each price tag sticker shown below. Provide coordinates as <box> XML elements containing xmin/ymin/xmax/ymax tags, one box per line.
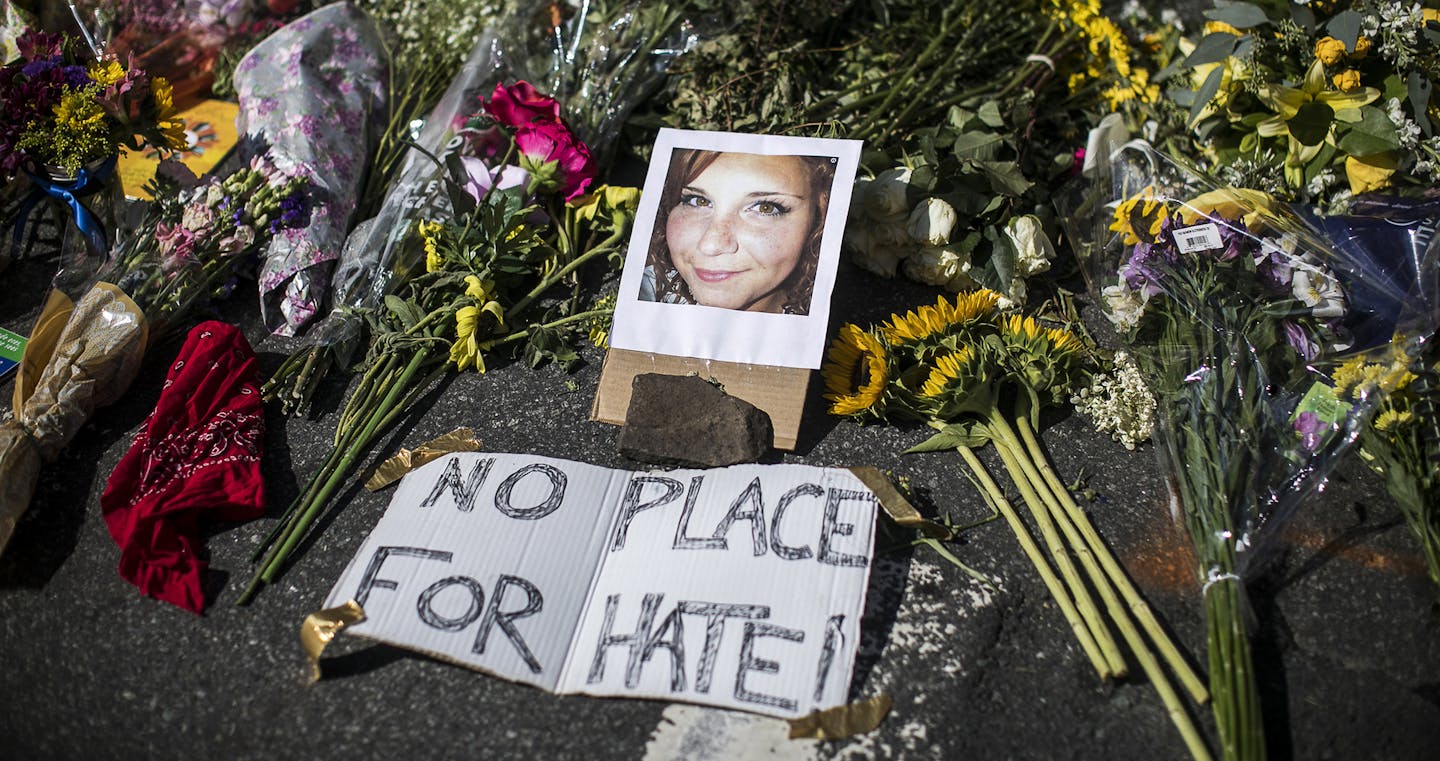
<box><xmin>1172</xmin><ymin>223</ymin><xmax>1223</xmax><ymax>253</ymax></box>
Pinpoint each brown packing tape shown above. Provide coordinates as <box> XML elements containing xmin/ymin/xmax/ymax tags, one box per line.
<box><xmin>846</xmin><ymin>466</ymin><xmax>949</xmax><ymax>539</ymax></box>
<box><xmin>788</xmin><ymin>693</ymin><xmax>892</xmax><ymax>739</ymax></box>
<box><xmin>300</xmin><ymin>599</ymin><xmax>366</xmax><ymax>682</ymax></box>
<box><xmin>363</xmin><ymin>428</ymin><xmax>483</xmax><ymax>491</ymax></box>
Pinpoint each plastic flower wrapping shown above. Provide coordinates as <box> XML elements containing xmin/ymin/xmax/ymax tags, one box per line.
<box><xmin>265</xmin><ymin>0</ymin><xmax>704</xmax><ymax>412</ymax></box>
<box><xmin>232</xmin><ymin>1</ymin><xmax>388</xmax><ymax>336</ymax></box>
<box><xmin>1057</xmin><ymin>139</ymin><xmax>1439</xmax><ymax>761</ymax></box>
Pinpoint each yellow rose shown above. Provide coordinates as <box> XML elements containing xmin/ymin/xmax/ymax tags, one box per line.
<box><xmin>1351</xmin><ymin>35</ymin><xmax>1372</xmax><ymax>59</ymax></box>
<box><xmin>1314</xmin><ymin>36</ymin><xmax>1346</xmax><ymax>66</ymax></box>
<box><xmin>1332</xmin><ymin>69</ymin><xmax>1363</xmax><ymax>92</ymax></box>
<box><xmin>1345</xmin><ymin>153</ymin><xmax>1397</xmax><ymax>194</ymax></box>
<box><xmin>1423</xmin><ymin>9</ymin><xmax>1440</xmax><ymax>24</ymax></box>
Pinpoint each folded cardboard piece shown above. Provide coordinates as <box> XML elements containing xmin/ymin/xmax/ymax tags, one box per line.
<box><xmin>590</xmin><ymin>348</ymin><xmax>811</xmax><ymax>451</ymax></box>
<box><xmin>322</xmin><ymin>452</ymin><xmax>877</xmax><ymax>719</ymax></box>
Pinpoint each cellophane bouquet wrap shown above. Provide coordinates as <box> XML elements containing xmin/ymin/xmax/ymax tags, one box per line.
<box><xmin>0</xmin><ymin>155</ymin><xmax>308</xmax><ymax>557</ymax></box>
<box><xmin>267</xmin><ymin>0</ymin><xmax>703</xmax><ymax>412</ymax></box>
<box><xmin>1057</xmin><ymin>140</ymin><xmax>1436</xmax><ymax>761</ymax></box>
<box><xmin>233</xmin><ymin>0</ymin><xmax>387</xmax><ymax>336</ymax></box>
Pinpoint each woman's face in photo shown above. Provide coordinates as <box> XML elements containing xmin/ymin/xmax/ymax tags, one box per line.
<box><xmin>665</xmin><ymin>153</ymin><xmax>814</xmax><ymax>313</ymax></box>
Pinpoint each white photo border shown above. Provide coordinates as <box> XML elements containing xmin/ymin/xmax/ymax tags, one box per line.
<box><xmin>609</xmin><ymin>129</ymin><xmax>862</xmax><ymax>369</ymax></box>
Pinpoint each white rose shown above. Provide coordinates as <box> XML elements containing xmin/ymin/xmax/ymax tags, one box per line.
<box><xmin>907</xmin><ymin>198</ymin><xmax>958</xmax><ymax>246</ymax></box>
<box><xmin>903</xmin><ymin>245</ymin><xmax>964</xmax><ymax>286</ymax></box>
<box><xmin>1004</xmin><ymin>214</ymin><xmax>1056</xmax><ymax>277</ymax></box>
<box><xmin>852</xmin><ymin>245</ymin><xmax>906</xmax><ymax>278</ymax></box>
<box><xmin>945</xmin><ymin>266</ymin><xmax>981</xmax><ymax>293</ymax></box>
<box><xmin>1102</xmin><ymin>277</ymin><xmax>1148</xmax><ymax>332</ymax></box>
<box><xmin>863</xmin><ymin>167</ymin><xmax>912</xmax><ymax>219</ymax></box>
<box><xmin>872</xmin><ymin>220</ymin><xmax>912</xmax><ymax>249</ymax></box>
<box><xmin>997</xmin><ymin>277</ymin><xmax>1026</xmax><ymax>310</ymax></box>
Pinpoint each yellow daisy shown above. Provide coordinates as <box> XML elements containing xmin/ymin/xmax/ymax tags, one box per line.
<box><xmin>822</xmin><ymin>324</ymin><xmax>889</xmax><ymax>416</ymax></box>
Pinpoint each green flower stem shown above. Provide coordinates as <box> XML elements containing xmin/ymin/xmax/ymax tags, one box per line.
<box><xmin>508</xmin><ymin>232</ymin><xmax>624</xmax><ymax>318</ymax></box>
<box><xmin>1012</xmin><ymin>406</ymin><xmax>1211</xmax><ymax>705</ymax></box>
<box><xmin>336</xmin><ymin>353</ymin><xmax>399</xmax><ymax>445</ymax></box>
<box><xmin>916</xmin><ymin>536</ymin><xmax>995</xmax><ymax>590</ymax></box>
<box><xmin>987</xmin><ymin>419</ymin><xmax>1127</xmax><ymax>678</ymax></box>
<box><xmin>486</xmin><ymin>308</ymin><xmax>613</xmax><ymax>349</ymax></box>
<box><xmin>954</xmin><ymin>444</ymin><xmax>1114</xmax><ymax>681</ymax></box>
<box><xmin>848</xmin><ymin>6</ymin><xmax>968</xmax><ymax>140</ymax></box>
<box><xmin>238</xmin><ymin>346</ymin><xmax>434</xmax><ymax>604</ymax></box>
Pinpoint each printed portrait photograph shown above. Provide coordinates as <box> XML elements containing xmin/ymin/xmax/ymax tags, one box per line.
<box><xmin>610</xmin><ymin>130</ymin><xmax>861</xmax><ymax>369</ymax></box>
<box><xmin>638</xmin><ymin>149</ymin><xmax>837</xmax><ymax>316</ymax></box>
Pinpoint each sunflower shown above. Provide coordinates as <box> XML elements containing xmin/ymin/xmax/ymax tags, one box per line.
<box><xmin>920</xmin><ymin>347</ymin><xmax>977</xmax><ymax>398</ymax></box>
<box><xmin>882</xmin><ymin>290</ymin><xmax>1001</xmax><ymax>351</ymax></box>
<box><xmin>822</xmin><ymin>323</ymin><xmax>890</xmax><ymax>416</ymax></box>
<box><xmin>1001</xmin><ymin>315</ymin><xmax>1086</xmax><ymax>400</ymax></box>
<box><xmin>1108</xmin><ymin>187</ymin><xmax>1167</xmax><ymax>246</ymax></box>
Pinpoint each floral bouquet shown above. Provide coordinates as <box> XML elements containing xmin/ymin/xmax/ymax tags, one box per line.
<box><xmin>238</xmin><ymin>80</ymin><xmax>637</xmax><ymax>603</ymax></box>
<box><xmin>823</xmin><ymin>289</ymin><xmax>1212</xmax><ymax>759</ymax></box>
<box><xmin>0</xmin><ymin>29</ymin><xmax>185</xmax><ymax>273</ymax></box>
<box><xmin>263</xmin><ymin>0</ymin><xmax>703</xmax><ymax>413</ymax></box>
<box><xmin>1152</xmin><ymin>0</ymin><xmax>1440</xmax><ymax>210</ymax></box>
<box><xmin>0</xmin><ymin>152</ymin><xmax>309</xmax><ymax>557</ymax></box>
<box><xmin>1057</xmin><ymin>140</ymin><xmax>1432</xmax><ymax>761</ymax></box>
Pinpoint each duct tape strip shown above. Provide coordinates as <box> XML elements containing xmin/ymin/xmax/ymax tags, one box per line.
<box><xmin>788</xmin><ymin>693</ymin><xmax>893</xmax><ymax>739</ymax></box>
<box><xmin>363</xmin><ymin>428</ymin><xmax>483</xmax><ymax>491</ymax></box>
<box><xmin>300</xmin><ymin>599</ymin><xmax>366</xmax><ymax>682</ymax></box>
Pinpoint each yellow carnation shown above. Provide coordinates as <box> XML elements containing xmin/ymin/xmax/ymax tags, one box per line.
<box><xmin>1314</xmin><ymin>36</ymin><xmax>1346</xmax><ymax>66</ymax></box>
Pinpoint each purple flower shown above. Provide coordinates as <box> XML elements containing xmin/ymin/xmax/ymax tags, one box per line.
<box><xmin>1292</xmin><ymin>411</ymin><xmax>1327</xmax><ymax>452</ymax></box>
<box><xmin>1283</xmin><ymin>320</ymin><xmax>1319</xmax><ymax>362</ymax></box>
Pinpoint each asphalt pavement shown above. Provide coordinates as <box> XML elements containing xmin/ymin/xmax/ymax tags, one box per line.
<box><xmin>1</xmin><ymin>246</ymin><xmax>1437</xmax><ymax>761</ymax></box>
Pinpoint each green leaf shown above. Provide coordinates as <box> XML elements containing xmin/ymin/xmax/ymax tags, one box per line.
<box><xmin>384</xmin><ymin>295</ymin><xmax>424</xmax><ymax>330</ymax></box>
<box><xmin>978</xmin><ymin>160</ymin><xmax>1031</xmax><ymax>196</ymax></box>
<box><xmin>1188</xmin><ymin>65</ymin><xmax>1226</xmax><ymax>128</ymax></box>
<box><xmin>906</xmin><ymin>423</ymin><xmax>990</xmax><ymax>453</ymax></box>
<box><xmin>977</xmin><ymin>100</ymin><xmax>1004</xmax><ymax>128</ymax></box>
<box><xmin>1290</xmin><ymin>2</ymin><xmax>1316</xmax><ymax>32</ymax></box>
<box><xmin>1410</xmin><ymin>72</ymin><xmax>1434</xmax><ymax>137</ymax></box>
<box><xmin>1336</xmin><ymin>106</ymin><xmax>1401</xmax><ymax>155</ymax></box>
<box><xmin>1326</xmin><ymin>10</ymin><xmax>1363</xmax><ymax>50</ymax></box>
<box><xmin>953</xmin><ymin>130</ymin><xmax>1005</xmax><ymax>161</ymax></box>
<box><xmin>1183</xmin><ymin>32</ymin><xmax>1239</xmax><ymax>69</ymax></box>
<box><xmin>1289</xmin><ymin>101</ymin><xmax>1334</xmax><ymax>147</ymax></box>
<box><xmin>1203</xmin><ymin>2</ymin><xmax>1270</xmax><ymax>29</ymax></box>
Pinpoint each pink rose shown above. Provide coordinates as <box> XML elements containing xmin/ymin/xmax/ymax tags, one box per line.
<box><xmin>514</xmin><ymin>120</ymin><xmax>595</xmax><ymax>201</ymax></box>
<box><xmin>484</xmin><ymin>81</ymin><xmax>561</xmax><ymax>126</ymax></box>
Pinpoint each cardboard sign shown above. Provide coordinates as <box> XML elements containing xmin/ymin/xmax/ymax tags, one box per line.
<box><xmin>323</xmin><ymin>452</ymin><xmax>877</xmax><ymax>719</ymax></box>
<box><xmin>595</xmin><ymin>129</ymin><xmax>863</xmax><ymax>449</ymax></box>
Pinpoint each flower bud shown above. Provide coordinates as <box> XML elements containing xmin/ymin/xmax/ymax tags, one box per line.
<box><xmin>862</xmin><ymin>167</ymin><xmax>912</xmax><ymax>219</ymax></box>
<box><xmin>906</xmin><ymin>198</ymin><xmax>957</xmax><ymax>246</ymax></box>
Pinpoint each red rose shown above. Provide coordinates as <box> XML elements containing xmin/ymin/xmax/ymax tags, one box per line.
<box><xmin>485</xmin><ymin>81</ymin><xmax>561</xmax><ymax>127</ymax></box>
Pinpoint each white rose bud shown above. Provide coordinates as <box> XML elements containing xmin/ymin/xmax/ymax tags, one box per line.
<box><xmin>903</xmin><ymin>244</ymin><xmax>964</xmax><ymax>287</ymax></box>
<box><xmin>863</xmin><ymin>167</ymin><xmax>912</xmax><ymax>219</ymax></box>
<box><xmin>852</xmin><ymin>245</ymin><xmax>905</xmax><ymax>278</ymax></box>
<box><xmin>997</xmin><ymin>277</ymin><xmax>1027</xmax><ymax>310</ymax></box>
<box><xmin>907</xmin><ymin>198</ymin><xmax>958</xmax><ymax>246</ymax></box>
<box><xmin>1004</xmin><ymin>214</ymin><xmax>1057</xmax><ymax>277</ymax></box>
<box><xmin>872</xmin><ymin>220</ymin><xmax>912</xmax><ymax>249</ymax></box>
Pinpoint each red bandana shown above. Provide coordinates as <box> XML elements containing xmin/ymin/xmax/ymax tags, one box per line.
<box><xmin>101</xmin><ymin>321</ymin><xmax>265</xmax><ymax>613</ymax></box>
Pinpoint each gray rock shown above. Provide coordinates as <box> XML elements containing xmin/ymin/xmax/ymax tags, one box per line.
<box><xmin>617</xmin><ymin>374</ymin><xmax>773</xmax><ymax>467</ymax></box>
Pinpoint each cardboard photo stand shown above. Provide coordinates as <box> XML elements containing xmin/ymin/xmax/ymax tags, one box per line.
<box><xmin>591</xmin><ymin>129</ymin><xmax>863</xmax><ymax>450</ymax></box>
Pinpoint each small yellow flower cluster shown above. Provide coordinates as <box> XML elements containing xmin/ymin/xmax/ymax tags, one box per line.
<box><xmin>1053</xmin><ymin>0</ymin><xmax>1158</xmax><ymax>109</ymax></box>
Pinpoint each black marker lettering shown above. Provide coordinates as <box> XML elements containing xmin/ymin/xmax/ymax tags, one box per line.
<box><xmin>419</xmin><ymin>456</ymin><xmax>495</xmax><ymax>512</ymax></box>
<box><xmin>416</xmin><ymin>575</ymin><xmax>484</xmax><ymax>631</ymax></box>
<box><xmin>818</xmin><ymin>488</ymin><xmax>873</xmax><ymax>568</ymax></box>
<box><xmin>771</xmin><ymin>483</ymin><xmax>823</xmax><ymax>561</ymax></box>
<box><xmin>710</xmin><ymin>477</ymin><xmax>767</xmax><ymax>556</ymax></box>
<box><xmin>643</xmin><ymin>608</ymin><xmax>687</xmax><ymax>693</ymax></box>
<box><xmin>474</xmin><ymin>574</ymin><xmax>545</xmax><ymax>674</ymax></box>
<box><xmin>735</xmin><ymin>621</ymin><xmax>804</xmax><ymax>711</ymax></box>
<box><xmin>586</xmin><ymin>593</ymin><xmax>665</xmax><ymax>687</ymax></box>
<box><xmin>493</xmin><ymin>463</ymin><xmax>567</xmax><ymax>520</ymax></box>
<box><xmin>614</xmin><ymin>477</ymin><xmax>684</xmax><ymax>551</ymax></box>
<box><xmin>354</xmin><ymin>545</ymin><xmax>453</xmax><ymax>607</ymax></box>
<box><xmin>676</xmin><ymin>602</ymin><xmax>769</xmax><ymax>693</ymax></box>
<box><xmin>673</xmin><ymin>475</ymin><xmax>725</xmax><ymax>550</ymax></box>
<box><xmin>814</xmin><ymin>614</ymin><xmax>845</xmax><ymax>702</ymax></box>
